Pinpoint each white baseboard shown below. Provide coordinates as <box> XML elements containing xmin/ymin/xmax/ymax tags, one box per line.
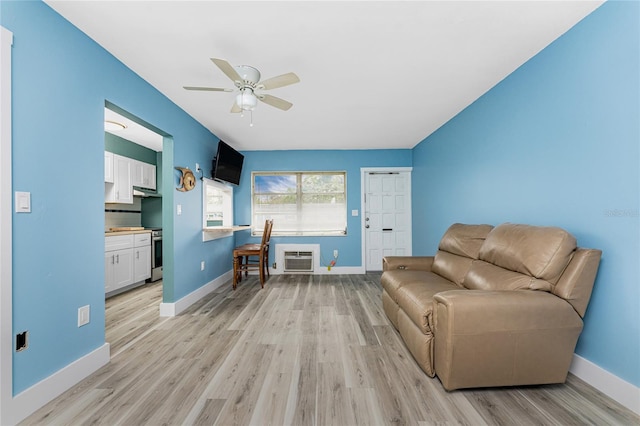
<box><xmin>570</xmin><ymin>354</ymin><xmax>640</xmax><ymax>415</ymax></box>
<box><xmin>159</xmin><ymin>270</ymin><xmax>232</xmax><ymax>317</ymax></box>
<box><xmin>270</xmin><ymin>265</ymin><xmax>366</xmax><ymax>275</ymax></box>
<box><xmin>5</xmin><ymin>343</ymin><xmax>110</xmax><ymax>425</ymax></box>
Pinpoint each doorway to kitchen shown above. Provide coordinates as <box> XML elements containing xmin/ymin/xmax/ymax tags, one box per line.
<box><xmin>103</xmin><ymin>102</ymin><xmax>172</xmax><ymax>355</ymax></box>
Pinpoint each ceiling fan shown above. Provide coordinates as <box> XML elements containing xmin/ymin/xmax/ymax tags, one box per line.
<box><xmin>184</xmin><ymin>58</ymin><xmax>300</xmax><ymax>116</ymax></box>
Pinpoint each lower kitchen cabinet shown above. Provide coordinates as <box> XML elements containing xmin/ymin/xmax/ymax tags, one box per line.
<box><xmin>105</xmin><ymin>232</ymin><xmax>151</xmax><ymax>295</ymax></box>
<box><xmin>105</xmin><ymin>248</ymin><xmax>134</xmax><ymax>293</ymax></box>
<box><xmin>133</xmin><ymin>233</ymin><xmax>151</xmax><ymax>283</ymax></box>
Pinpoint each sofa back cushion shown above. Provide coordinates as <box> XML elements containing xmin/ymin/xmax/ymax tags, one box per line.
<box><xmin>432</xmin><ymin>223</ymin><xmax>494</xmax><ymax>286</ymax></box>
<box><xmin>464</xmin><ymin>260</ymin><xmax>555</xmax><ymax>291</ymax></box>
<box><xmin>463</xmin><ymin>223</ymin><xmax>577</xmax><ymax>291</ymax></box>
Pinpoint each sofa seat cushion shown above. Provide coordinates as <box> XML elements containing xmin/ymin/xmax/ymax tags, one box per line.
<box><xmin>394</xmin><ymin>280</ymin><xmax>458</xmax><ymax>334</ymax></box>
<box><xmin>382</xmin><ymin>270</ymin><xmax>446</xmax><ymax>297</ymax></box>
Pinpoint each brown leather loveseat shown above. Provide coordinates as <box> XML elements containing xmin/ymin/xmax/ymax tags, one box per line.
<box><xmin>381</xmin><ymin>223</ymin><xmax>601</xmax><ymax>390</ymax></box>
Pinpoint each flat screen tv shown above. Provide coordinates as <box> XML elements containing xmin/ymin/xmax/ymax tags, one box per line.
<box><xmin>212</xmin><ymin>140</ymin><xmax>244</xmax><ymax>185</ymax></box>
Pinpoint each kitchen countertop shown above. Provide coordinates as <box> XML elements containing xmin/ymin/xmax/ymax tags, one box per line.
<box><xmin>105</xmin><ymin>229</ymin><xmax>152</xmax><ymax>236</ymax></box>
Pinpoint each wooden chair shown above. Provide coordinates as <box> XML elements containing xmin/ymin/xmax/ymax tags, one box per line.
<box><xmin>232</xmin><ymin>219</ymin><xmax>273</xmax><ymax>289</ymax></box>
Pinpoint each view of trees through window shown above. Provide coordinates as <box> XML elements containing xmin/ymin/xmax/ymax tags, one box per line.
<box><xmin>252</xmin><ymin>171</ymin><xmax>347</xmax><ymax>236</ymax></box>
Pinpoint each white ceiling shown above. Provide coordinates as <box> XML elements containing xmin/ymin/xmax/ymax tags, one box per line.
<box><xmin>46</xmin><ymin>1</ymin><xmax>603</xmax><ymax>152</ymax></box>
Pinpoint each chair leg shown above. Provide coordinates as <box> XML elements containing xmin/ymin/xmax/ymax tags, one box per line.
<box><xmin>233</xmin><ymin>255</ymin><xmax>239</xmax><ymax>290</ymax></box>
<box><xmin>264</xmin><ymin>250</ymin><xmax>270</xmax><ymax>278</ymax></box>
<box><xmin>258</xmin><ymin>257</ymin><xmax>265</xmax><ymax>288</ymax></box>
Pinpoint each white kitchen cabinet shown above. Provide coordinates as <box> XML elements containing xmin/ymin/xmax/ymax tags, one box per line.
<box><xmin>104</xmin><ymin>151</ymin><xmax>114</xmax><ymax>183</ymax></box>
<box><xmin>132</xmin><ymin>159</ymin><xmax>157</xmax><ymax>190</ymax></box>
<box><xmin>107</xmin><ymin>248</ymin><xmax>134</xmax><ymax>292</ymax></box>
<box><xmin>133</xmin><ymin>233</ymin><xmax>151</xmax><ymax>282</ymax></box>
<box><xmin>105</xmin><ymin>234</ymin><xmax>135</xmax><ymax>294</ymax></box>
<box><xmin>105</xmin><ymin>233</ymin><xmax>151</xmax><ymax>295</ymax></box>
<box><xmin>105</xmin><ymin>154</ymin><xmax>133</xmax><ymax>204</ymax></box>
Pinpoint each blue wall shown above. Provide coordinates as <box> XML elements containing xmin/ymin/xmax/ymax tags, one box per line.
<box><xmin>234</xmin><ymin>149</ymin><xmax>412</xmax><ymax>267</ymax></box>
<box><xmin>1</xmin><ymin>1</ymin><xmax>231</xmax><ymax>394</ymax></box>
<box><xmin>3</xmin><ymin>0</ymin><xmax>637</xmax><ymax>408</ymax></box>
<box><xmin>412</xmin><ymin>1</ymin><xmax>639</xmax><ymax>386</ymax></box>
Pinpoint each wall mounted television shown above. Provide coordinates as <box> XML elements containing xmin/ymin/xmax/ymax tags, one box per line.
<box><xmin>212</xmin><ymin>140</ymin><xmax>244</xmax><ymax>185</ymax></box>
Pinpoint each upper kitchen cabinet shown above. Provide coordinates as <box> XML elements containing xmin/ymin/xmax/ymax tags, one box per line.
<box><xmin>104</xmin><ymin>151</ymin><xmax>114</xmax><ymax>183</ymax></box>
<box><xmin>132</xmin><ymin>159</ymin><xmax>156</xmax><ymax>190</ymax></box>
<box><xmin>105</xmin><ymin>154</ymin><xmax>133</xmax><ymax>204</ymax></box>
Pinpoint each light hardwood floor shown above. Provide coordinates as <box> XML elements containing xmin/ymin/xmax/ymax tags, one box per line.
<box><xmin>22</xmin><ymin>274</ymin><xmax>640</xmax><ymax>425</ymax></box>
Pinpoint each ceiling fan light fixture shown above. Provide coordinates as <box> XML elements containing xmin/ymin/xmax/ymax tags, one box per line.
<box><xmin>236</xmin><ymin>89</ymin><xmax>258</xmax><ymax>111</ymax></box>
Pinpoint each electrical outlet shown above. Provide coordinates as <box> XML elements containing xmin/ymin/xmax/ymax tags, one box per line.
<box><xmin>196</xmin><ymin>163</ymin><xmax>201</xmax><ymax>172</ymax></box>
<box><xmin>16</xmin><ymin>331</ymin><xmax>28</xmax><ymax>352</ymax></box>
<box><xmin>333</xmin><ymin>250</ymin><xmax>338</xmax><ymax>258</ymax></box>
<box><xmin>201</xmin><ymin>260</ymin><xmax>205</xmax><ymax>271</ymax></box>
<box><xmin>78</xmin><ymin>305</ymin><xmax>90</xmax><ymax>327</ymax></box>
<box><xmin>177</xmin><ymin>204</ymin><xmax>182</xmax><ymax>215</ymax></box>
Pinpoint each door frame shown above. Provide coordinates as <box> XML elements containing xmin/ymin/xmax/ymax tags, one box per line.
<box><xmin>360</xmin><ymin>167</ymin><xmax>412</xmax><ymax>272</ymax></box>
<box><xmin>0</xmin><ymin>26</ymin><xmax>13</xmax><ymax>424</ymax></box>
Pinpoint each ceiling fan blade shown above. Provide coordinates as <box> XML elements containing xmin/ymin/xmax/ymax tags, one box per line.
<box><xmin>230</xmin><ymin>102</ymin><xmax>242</xmax><ymax>113</ymax></box>
<box><xmin>257</xmin><ymin>72</ymin><xmax>300</xmax><ymax>90</ymax></box>
<box><xmin>211</xmin><ymin>58</ymin><xmax>243</xmax><ymax>83</ymax></box>
<box><xmin>257</xmin><ymin>94</ymin><xmax>293</xmax><ymax>111</ymax></box>
<box><xmin>183</xmin><ymin>86</ymin><xmax>233</xmax><ymax>92</ymax></box>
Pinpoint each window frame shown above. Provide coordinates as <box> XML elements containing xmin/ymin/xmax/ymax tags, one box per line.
<box><xmin>202</xmin><ymin>177</ymin><xmax>234</xmax><ymax>241</ymax></box>
<box><xmin>251</xmin><ymin>170</ymin><xmax>347</xmax><ymax>237</ymax></box>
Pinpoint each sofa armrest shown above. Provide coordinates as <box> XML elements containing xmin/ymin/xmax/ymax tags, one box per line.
<box><xmin>383</xmin><ymin>256</ymin><xmax>434</xmax><ymax>271</ymax></box>
<box><xmin>433</xmin><ymin>290</ymin><xmax>583</xmax><ymax>390</ymax></box>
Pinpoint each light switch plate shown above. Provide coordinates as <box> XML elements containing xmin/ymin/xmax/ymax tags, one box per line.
<box><xmin>15</xmin><ymin>191</ymin><xmax>31</xmax><ymax>213</ymax></box>
<box><xmin>78</xmin><ymin>305</ymin><xmax>90</xmax><ymax>327</ymax></box>
<box><xmin>351</xmin><ymin>209</ymin><xmax>359</xmax><ymax>217</ymax></box>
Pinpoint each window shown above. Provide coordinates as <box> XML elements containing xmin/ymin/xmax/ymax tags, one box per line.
<box><xmin>252</xmin><ymin>171</ymin><xmax>347</xmax><ymax>236</ymax></box>
<box><xmin>202</xmin><ymin>178</ymin><xmax>233</xmax><ymax>241</ymax></box>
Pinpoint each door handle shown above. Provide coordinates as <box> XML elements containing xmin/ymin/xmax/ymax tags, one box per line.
<box><xmin>383</xmin><ymin>228</ymin><xmax>393</xmax><ymax>231</ymax></box>
<box><xmin>116</xmin><ymin>254</ymin><xmax>119</xmax><ymax>264</ymax></box>
<box><xmin>365</xmin><ymin>224</ymin><xmax>370</xmax><ymax>228</ymax></box>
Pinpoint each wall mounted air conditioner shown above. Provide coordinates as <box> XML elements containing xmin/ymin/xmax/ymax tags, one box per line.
<box><xmin>276</xmin><ymin>244</ymin><xmax>320</xmax><ymax>274</ymax></box>
<box><xmin>284</xmin><ymin>251</ymin><xmax>314</xmax><ymax>272</ymax></box>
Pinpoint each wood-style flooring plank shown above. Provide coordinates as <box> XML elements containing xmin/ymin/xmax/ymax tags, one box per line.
<box><xmin>20</xmin><ymin>274</ymin><xmax>640</xmax><ymax>426</ymax></box>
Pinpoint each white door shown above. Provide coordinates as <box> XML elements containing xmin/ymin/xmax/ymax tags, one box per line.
<box><xmin>364</xmin><ymin>171</ymin><xmax>412</xmax><ymax>271</ymax></box>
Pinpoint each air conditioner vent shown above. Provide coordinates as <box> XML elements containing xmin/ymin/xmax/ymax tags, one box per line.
<box><xmin>284</xmin><ymin>251</ymin><xmax>314</xmax><ymax>272</ymax></box>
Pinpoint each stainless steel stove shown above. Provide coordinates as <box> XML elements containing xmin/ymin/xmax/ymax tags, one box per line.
<box><xmin>150</xmin><ymin>228</ymin><xmax>162</xmax><ymax>282</ymax></box>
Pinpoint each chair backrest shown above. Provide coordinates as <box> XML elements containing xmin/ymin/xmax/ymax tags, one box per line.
<box><xmin>261</xmin><ymin>219</ymin><xmax>273</xmax><ymax>247</ymax></box>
